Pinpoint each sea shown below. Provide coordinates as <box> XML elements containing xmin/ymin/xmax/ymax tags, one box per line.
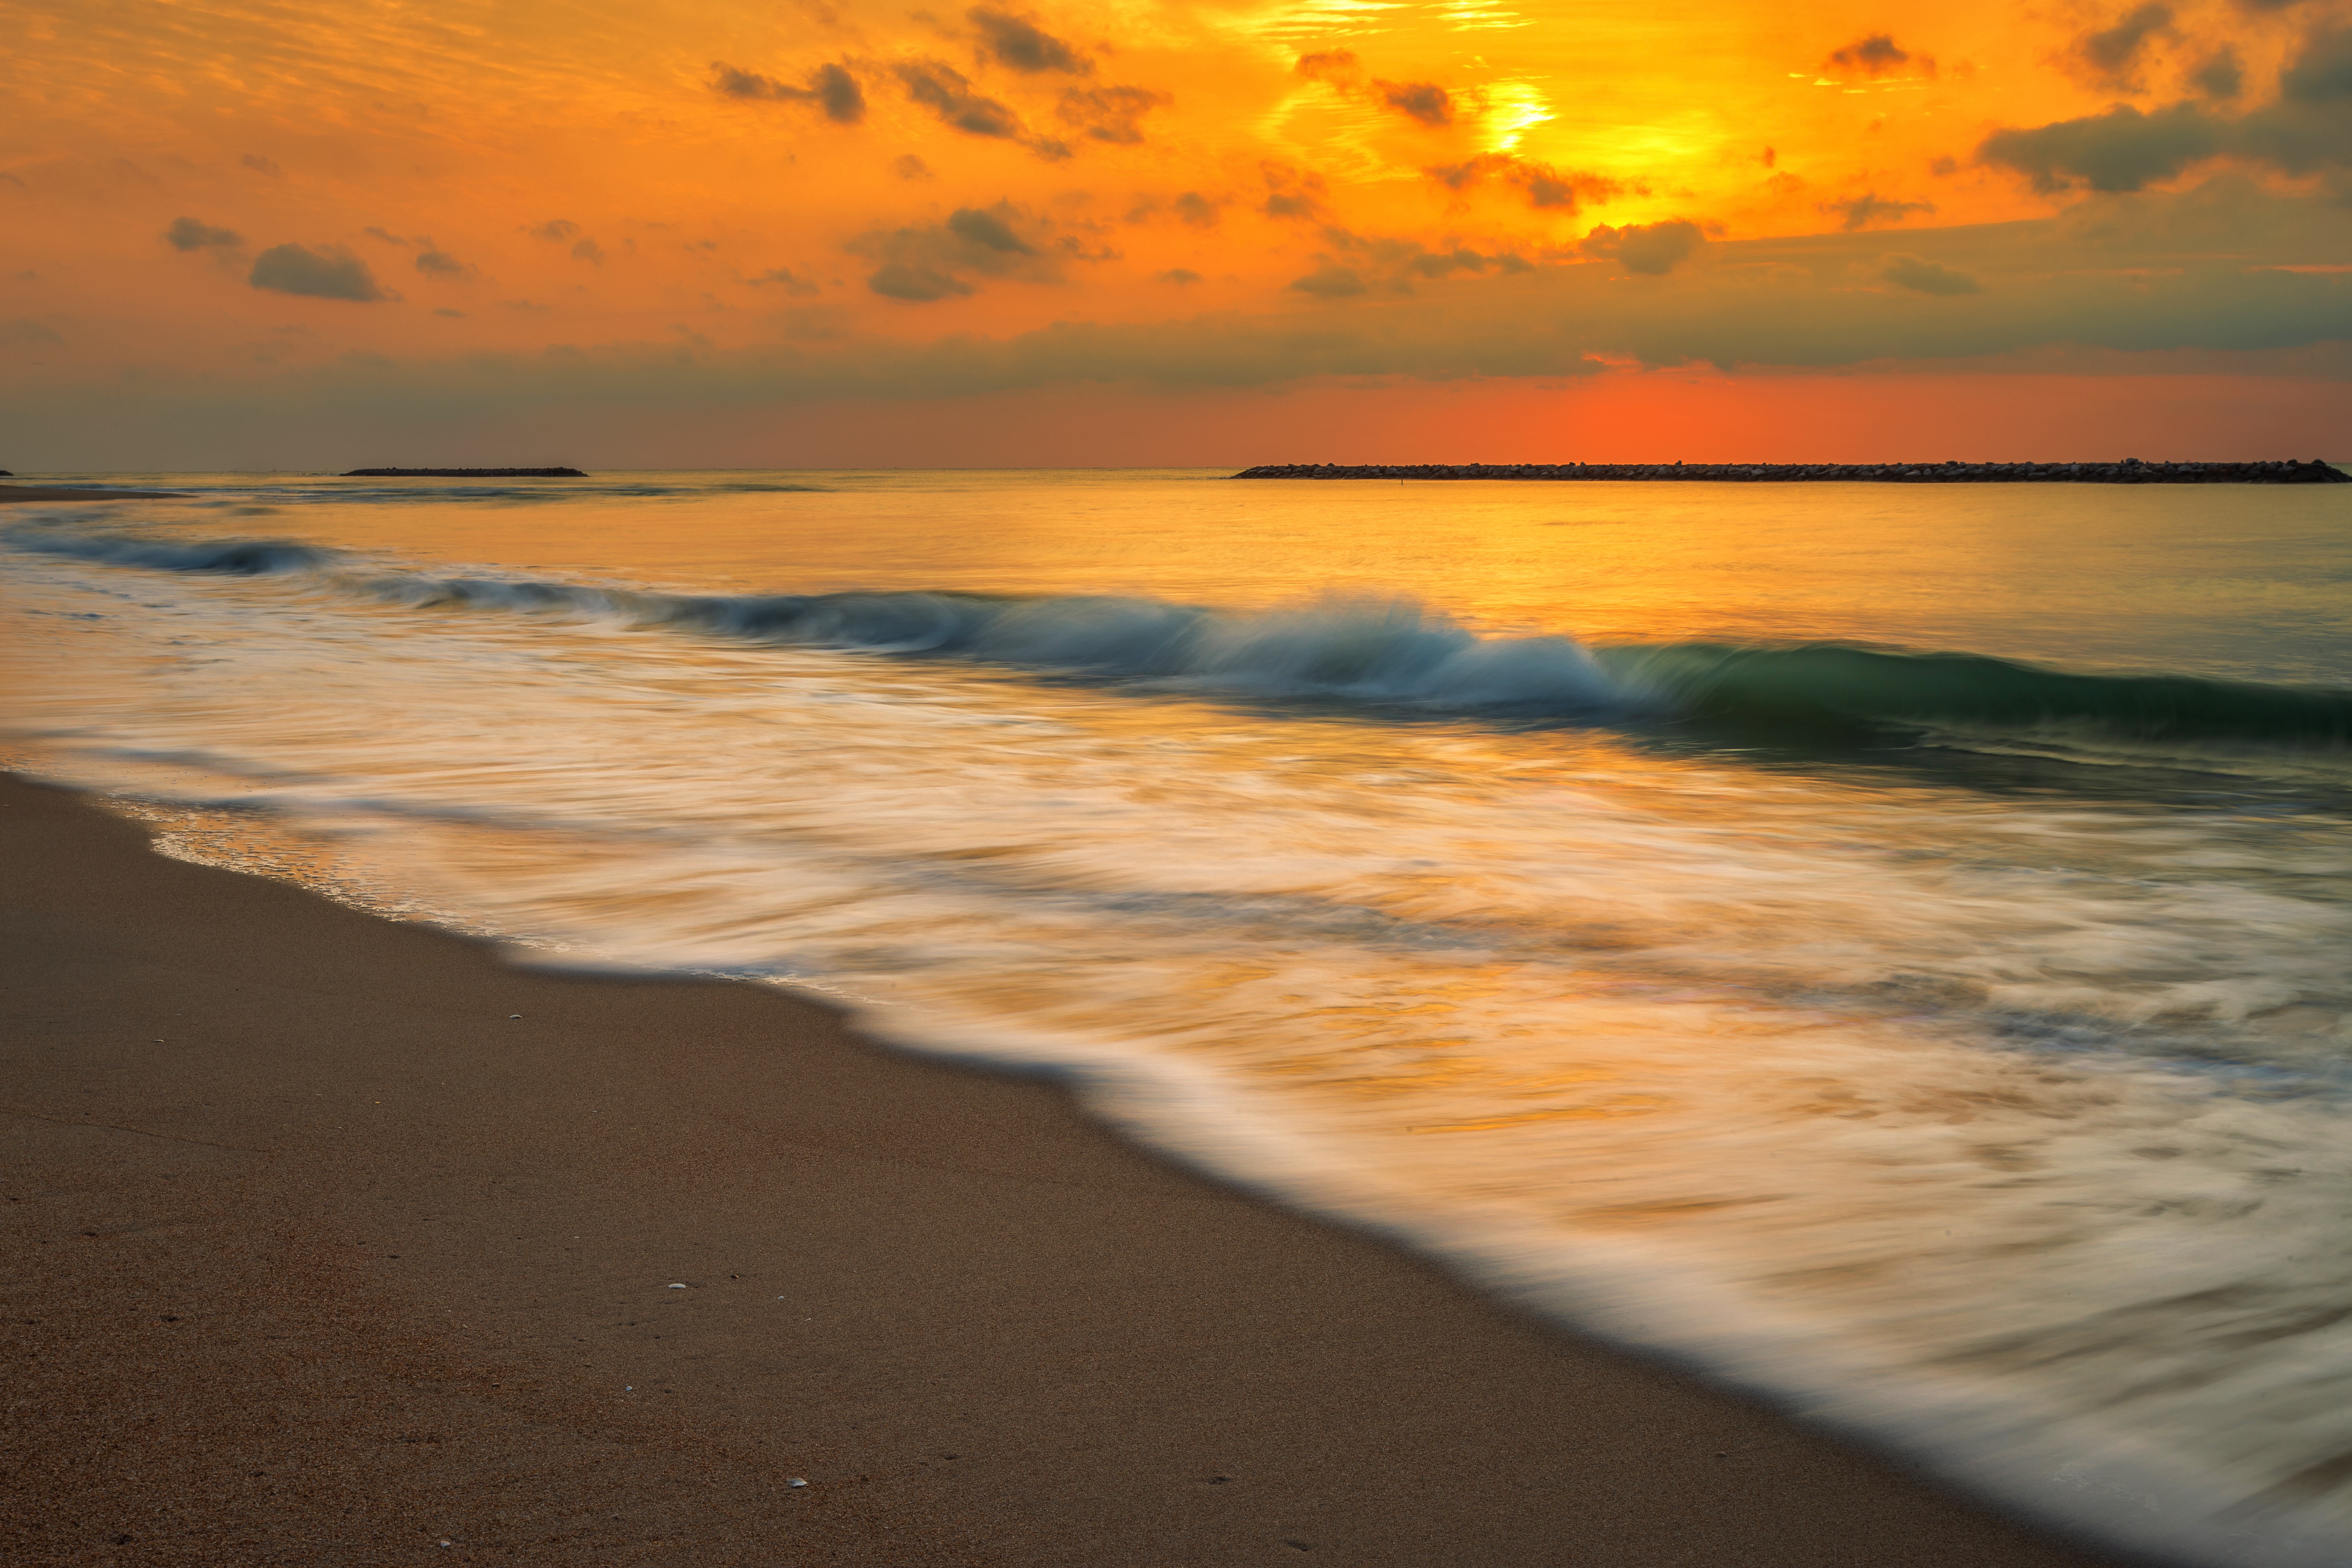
<box><xmin>5</xmin><ymin>469</ymin><xmax>2351</xmax><ymax>1565</ymax></box>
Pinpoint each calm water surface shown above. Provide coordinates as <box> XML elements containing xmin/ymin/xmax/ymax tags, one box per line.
<box><xmin>6</xmin><ymin>469</ymin><xmax>2352</xmax><ymax>1565</ymax></box>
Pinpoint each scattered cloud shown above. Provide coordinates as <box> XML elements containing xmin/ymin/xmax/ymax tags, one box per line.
<box><xmin>1261</xmin><ymin>162</ymin><xmax>1329</xmax><ymax>218</ymax></box>
<box><xmin>1828</xmin><ymin>34</ymin><xmax>1932</xmax><ymax>78</ymax></box>
<box><xmin>1155</xmin><ymin>267</ymin><xmax>1203</xmax><ymax>284</ymax></box>
<box><xmin>2189</xmin><ymin>47</ymin><xmax>2244</xmax><ymax>100</ymax></box>
<box><xmin>434</xmin><ymin>307</ymin><xmax>467</xmax><ymax>317</ymax></box>
<box><xmin>163</xmin><ymin>216</ymin><xmax>242</xmax><ymax>252</ymax></box>
<box><xmin>1294</xmin><ymin>50</ymin><xmax>1358</xmax><ymax>80</ymax></box>
<box><xmin>1880</xmin><ymin>254</ymin><xmax>1980</xmax><ymax>294</ymax></box>
<box><xmin>709</xmin><ymin>61</ymin><xmax>866</xmax><ymax>124</ymax></box>
<box><xmin>893</xmin><ymin>153</ymin><xmax>935</xmax><ymax>180</ymax></box>
<box><xmin>0</xmin><ymin>318</ymin><xmax>63</xmax><ymax>346</ymax></box>
<box><xmin>968</xmin><ymin>7</ymin><xmax>1092</xmax><ymax>74</ymax></box>
<box><xmin>1822</xmin><ymin>191</ymin><xmax>1935</xmax><ymax>230</ymax></box>
<box><xmin>1425</xmin><ymin>155</ymin><xmax>1619</xmax><ymax>211</ymax></box>
<box><xmin>1174</xmin><ymin>191</ymin><xmax>1219</xmax><ymax>227</ymax></box>
<box><xmin>1057</xmin><ymin>85</ymin><xmax>1171</xmax><ymax>144</ymax></box>
<box><xmin>364</xmin><ymin>226</ymin><xmax>409</xmax><ymax>245</ymax></box>
<box><xmin>2069</xmin><ymin>4</ymin><xmax>2175</xmax><ymax>92</ymax></box>
<box><xmin>847</xmin><ymin>200</ymin><xmax>1075</xmax><ymax>301</ymax></box>
<box><xmin>415</xmin><ymin>248</ymin><xmax>477</xmax><ymax>279</ymax></box>
<box><xmin>751</xmin><ymin>266</ymin><xmax>822</xmax><ymax>295</ymax></box>
<box><xmin>1580</xmin><ymin>219</ymin><xmax>1704</xmax><ymax>274</ymax></box>
<box><xmin>527</xmin><ymin>220</ymin><xmax>582</xmax><ymax>242</ymax></box>
<box><xmin>1376</xmin><ymin>80</ymin><xmax>1453</xmax><ymax>127</ymax></box>
<box><xmin>249</xmin><ymin>243</ymin><xmax>390</xmax><ymax>301</ymax></box>
<box><xmin>573</xmin><ymin>237</ymin><xmax>606</xmax><ymax>264</ymax></box>
<box><xmin>241</xmin><ymin>153</ymin><xmax>282</xmax><ymax>177</ymax></box>
<box><xmin>1289</xmin><ymin>263</ymin><xmax>1366</xmax><ymax>298</ymax></box>
<box><xmin>894</xmin><ymin>58</ymin><xmax>1069</xmax><ymax>156</ymax></box>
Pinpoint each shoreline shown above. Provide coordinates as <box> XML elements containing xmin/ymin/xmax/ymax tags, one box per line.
<box><xmin>3</xmin><ymin>772</ymin><xmax>2150</xmax><ymax>1566</ymax></box>
<box><xmin>0</xmin><ymin>485</ymin><xmax>194</xmax><ymax>502</ymax></box>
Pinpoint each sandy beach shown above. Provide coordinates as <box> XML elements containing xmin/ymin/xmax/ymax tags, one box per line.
<box><xmin>1</xmin><ymin>773</ymin><xmax>2149</xmax><ymax>1566</ymax></box>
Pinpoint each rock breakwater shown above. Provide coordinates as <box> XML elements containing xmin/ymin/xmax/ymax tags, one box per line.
<box><xmin>1233</xmin><ymin>459</ymin><xmax>2347</xmax><ymax>484</ymax></box>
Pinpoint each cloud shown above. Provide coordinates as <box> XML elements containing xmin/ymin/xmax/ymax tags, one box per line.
<box><xmin>163</xmin><ymin>216</ymin><xmax>242</xmax><ymax>252</ymax></box>
<box><xmin>527</xmin><ymin>220</ymin><xmax>582</xmax><ymax>242</ymax></box>
<box><xmin>1880</xmin><ymin>254</ymin><xmax>1980</xmax><ymax>294</ymax></box>
<box><xmin>1581</xmin><ymin>219</ymin><xmax>1704</xmax><ymax>274</ymax></box>
<box><xmin>1979</xmin><ymin>101</ymin><xmax>2225</xmax><ymax>192</ymax></box>
<box><xmin>1822</xmin><ymin>192</ymin><xmax>1935</xmax><ymax>230</ymax></box>
<box><xmin>0</xmin><ymin>318</ymin><xmax>63</xmax><ymax>347</ymax></box>
<box><xmin>2190</xmin><ymin>47</ymin><xmax>2245</xmax><ymax>100</ymax></box>
<box><xmin>968</xmin><ymin>7</ymin><xmax>1092</xmax><ymax>74</ymax></box>
<box><xmin>1155</xmin><ymin>268</ymin><xmax>1202</xmax><ymax>284</ymax></box>
<box><xmin>434</xmin><ymin>308</ymin><xmax>466</xmax><ymax>318</ymax></box>
<box><xmin>1376</xmin><ymin>81</ymin><xmax>1453</xmax><ymax>127</ymax></box>
<box><xmin>752</xmin><ymin>267</ymin><xmax>822</xmax><ymax>295</ymax></box>
<box><xmin>241</xmin><ymin>153</ymin><xmax>282</xmax><ymax>177</ymax></box>
<box><xmin>2070</xmin><ymin>4</ymin><xmax>2175</xmax><ymax>92</ymax></box>
<box><xmin>364</xmin><ymin>226</ymin><xmax>409</xmax><ymax>245</ymax></box>
<box><xmin>893</xmin><ymin>153</ymin><xmax>935</xmax><ymax>180</ymax></box>
<box><xmin>709</xmin><ymin>61</ymin><xmax>866</xmax><ymax>124</ymax></box>
<box><xmin>894</xmin><ymin>59</ymin><xmax>1068</xmax><ymax>156</ymax></box>
<box><xmin>1828</xmin><ymin>34</ymin><xmax>1931</xmax><ymax>78</ymax></box>
<box><xmin>1057</xmin><ymin>85</ymin><xmax>1171</xmax><ymax>144</ymax></box>
<box><xmin>847</xmin><ymin>200</ymin><xmax>1074</xmax><ymax>301</ymax></box>
<box><xmin>1289</xmin><ymin>263</ymin><xmax>1366</xmax><ymax>298</ymax></box>
<box><xmin>572</xmin><ymin>237</ymin><xmax>606</xmax><ymax>264</ymax></box>
<box><xmin>1174</xmin><ymin>191</ymin><xmax>1219</xmax><ymax>227</ymax></box>
<box><xmin>2281</xmin><ymin>26</ymin><xmax>2352</xmax><ymax>101</ymax></box>
<box><xmin>1424</xmin><ymin>155</ymin><xmax>1619</xmax><ymax>212</ymax></box>
<box><xmin>1261</xmin><ymin>162</ymin><xmax>1328</xmax><ymax>218</ymax></box>
<box><xmin>415</xmin><ymin>249</ymin><xmax>477</xmax><ymax>279</ymax></box>
<box><xmin>249</xmin><ymin>243</ymin><xmax>389</xmax><ymax>301</ymax></box>
<box><xmin>1295</xmin><ymin>50</ymin><xmax>1359</xmax><ymax>80</ymax></box>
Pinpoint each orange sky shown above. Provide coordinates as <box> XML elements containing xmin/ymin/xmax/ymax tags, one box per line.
<box><xmin>6</xmin><ymin>0</ymin><xmax>2352</xmax><ymax>466</ymax></box>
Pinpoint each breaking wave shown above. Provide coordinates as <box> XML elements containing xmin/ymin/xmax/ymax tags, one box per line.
<box><xmin>13</xmin><ymin>519</ymin><xmax>2352</xmax><ymax>753</ymax></box>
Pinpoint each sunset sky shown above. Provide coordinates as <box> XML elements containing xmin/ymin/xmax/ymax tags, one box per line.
<box><xmin>8</xmin><ymin>0</ymin><xmax>2352</xmax><ymax>466</ymax></box>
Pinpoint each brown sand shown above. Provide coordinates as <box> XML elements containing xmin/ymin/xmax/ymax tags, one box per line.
<box><xmin>1</xmin><ymin>775</ymin><xmax>2148</xmax><ymax>1567</ymax></box>
<box><xmin>0</xmin><ymin>486</ymin><xmax>193</xmax><ymax>502</ymax></box>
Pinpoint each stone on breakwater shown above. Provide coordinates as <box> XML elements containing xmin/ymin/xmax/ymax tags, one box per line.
<box><xmin>343</xmin><ymin>467</ymin><xmax>588</xmax><ymax>478</ymax></box>
<box><xmin>1229</xmin><ymin>459</ymin><xmax>2349</xmax><ymax>484</ymax></box>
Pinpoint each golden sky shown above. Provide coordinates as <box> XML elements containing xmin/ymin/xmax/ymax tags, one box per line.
<box><xmin>6</xmin><ymin>0</ymin><xmax>2352</xmax><ymax>464</ymax></box>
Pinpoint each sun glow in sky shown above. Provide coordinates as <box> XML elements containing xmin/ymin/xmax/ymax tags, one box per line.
<box><xmin>7</xmin><ymin>0</ymin><xmax>2352</xmax><ymax>465</ymax></box>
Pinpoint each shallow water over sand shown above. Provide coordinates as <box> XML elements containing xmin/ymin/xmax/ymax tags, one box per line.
<box><xmin>6</xmin><ymin>469</ymin><xmax>2352</xmax><ymax>1564</ymax></box>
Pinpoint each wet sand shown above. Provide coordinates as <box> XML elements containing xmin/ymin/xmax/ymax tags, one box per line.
<box><xmin>0</xmin><ymin>774</ymin><xmax>2150</xmax><ymax>1566</ymax></box>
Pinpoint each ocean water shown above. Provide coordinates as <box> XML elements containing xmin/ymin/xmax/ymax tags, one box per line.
<box><xmin>6</xmin><ymin>469</ymin><xmax>2352</xmax><ymax>1564</ymax></box>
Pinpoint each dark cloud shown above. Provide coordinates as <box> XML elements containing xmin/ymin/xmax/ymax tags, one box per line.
<box><xmin>710</xmin><ymin>61</ymin><xmax>866</xmax><ymax>123</ymax></box>
<box><xmin>1424</xmin><ymin>155</ymin><xmax>1619</xmax><ymax>211</ymax></box>
<box><xmin>1980</xmin><ymin>102</ymin><xmax>2225</xmax><ymax>192</ymax></box>
<box><xmin>750</xmin><ymin>266</ymin><xmax>822</xmax><ymax>295</ymax></box>
<box><xmin>572</xmin><ymin>237</ymin><xmax>607</xmax><ymax>264</ymax></box>
<box><xmin>527</xmin><ymin>220</ymin><xmax>582</xmax><ymax>242</ymax></box>
<box><xmin>1310</xmin><ymin>229</ymin><xmax>1528</xmax><ymax>291</ymax></box>
<box><xmin>1581</xmin><ymin>220</ymin><xmax>1704</xmax><ymax>275</ymax></box>
<box><xmin>1289</xmin><ymin>263</ymin><xmax>1366</xmax><ymax>298</ymax></box>
<box><xmin>364</xmin><ymin>226</ymin><xmax>409</xmax><ymax>245</ymax></box>
<box><xmin>2072</xmin><ymin>4</ymin><xmax>2174</xmax><ymax>92</ymax></box>
<box><xmin>1376</xmin><ymin>81</ymin><xmax>1453</xmax><ymax>127</ymax></box>
<box><xmin>1056</xmin><ymin>85</ymin><xmax>1171</xmax><ymax>144</ymax></box>
<box><xmin>2281</xmin><ymin>26</ymin><xmax>2352</xmax><ymax>101</ymax></box>
<box><xmin>893</xmin><ymin>153</ymin><xmax>935</xmax><ymax>180</ymax></box>
<box><xmin>163</xmin><ymin>216</ymin><xmax>242</xmax><ymax>252</ymax></box>
<box><xmin>241</xmin><ymin>153</ymin><xmax>282</xmax><ymax>177</ymax></box>
<box><xmin>434</xmin><ymin>308</ymin><xmax>466</xmax><ymax>318</ymax></box>
<box><xmin>1828</xmin><ymin>34</ymin><xmax>1931</xmax><ymax>78</ymax></box>
<box><xmin>1880</xmin><ymin>254</ymin><xmax>1980</xmax><ymax>294</ymax></box>
<box><xmin>1174</xmin><ymin>191</ymin><xmax>1219</xmax><ymax>227</ymax></box>
<box><xmin>249</xmin><ymin>243</ymin><xmax>389</xmax><ymax>301</ymax></box>
<box><xmin>1155</xmin><ymin>268</ymin><xmax>1203</xmax><ymax>284</ymax></box>
<box><xmin>968</xmin><ymin>7</ymin><xmax>1092</xmax><ymax>74</ymax></box>
<box><xmin>894</xmin><ymin>59</ymin><xmax>1069</xmax><ymax>156</ymax></box>
<box><xmin>847</xmin><ymin>201</ymin><xmax>1074</xmax><ymax>301</ymax></box>
<box><xmin>1294</xmin><ymin>51</ymin><xmax>1359</xmax><ymax>80</ymax></box>
<box><xmin>1822</xmin><ymin>192</ymin><xmax>1935</xmax><ymax>230</ymax></box>
<box><xmin>2189</xmin><ymin>47</ymin><xmax>2244</xmax><ymax>100</ymax></box>
<box><xmin>415</xmin><ymin>249</ymin><xmax>477</xmax><ymax>279</ymax></box>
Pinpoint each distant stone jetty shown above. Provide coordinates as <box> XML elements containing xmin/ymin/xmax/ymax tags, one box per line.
<box><xmin>342</xmin><ymin>467</ymin><xmax>586</xmax><ymax>478</ymax></box>
<box><xmin>1233</xmin><ymin>459</ymin><xmax>2348</xmax><ymax>485</ymax></box>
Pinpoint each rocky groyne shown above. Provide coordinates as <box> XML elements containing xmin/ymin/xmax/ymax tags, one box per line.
<box><xmin>1233</xmin><ymin>459</ymin><xmax>2348</xmax><ymax>484</ymax></box>
<box><xmin>343</xmin><ymin>467</ymin><xmax>587</xmax><ymax>478</ymax></box>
